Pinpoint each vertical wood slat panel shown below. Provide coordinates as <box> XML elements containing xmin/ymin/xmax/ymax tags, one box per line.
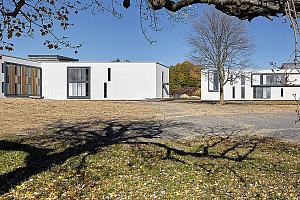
<box><xmin>32</xmin><ymin>68</ymin><xmax>36</xmax><ymax>96</ymax></box>
<box><xmin>21</xmin><ymin>66</ymin><xmax>26</xmax><ymax>95</ymax></box>
<box><xmin>9</xmin><ymin>65</ymin><xmax>15</xmax><ymax>95</ymax></box>
<box><xmin>30</xmin><ymin>68</ymin><xmax>33</xmax><ymax>96</ymax></box>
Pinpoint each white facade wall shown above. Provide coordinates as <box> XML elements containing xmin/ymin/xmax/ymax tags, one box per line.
<box><xmin>201</xmin><ymin>69</ymin><xmax>300</xmax><ymax>101</ymax></box>
<box><xmin>0</xmin><ymin>55</ymin><xmax>169</xmax><ymax>100</ymax></box>
<box><xmin>155</xmin><ymin>63</ymin><xmax>169</xmax><ymax>98</ymax></box>
<box><xmin>41</xmin><ymin>62</ymin><xmax>169</xmax><ymax>100</ymax></box>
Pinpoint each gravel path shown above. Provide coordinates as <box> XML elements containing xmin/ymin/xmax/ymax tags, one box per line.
<box><xmin>161</xmin><ymin>110</ymin><xmax>300</xmax><ymax>143</ymax></box>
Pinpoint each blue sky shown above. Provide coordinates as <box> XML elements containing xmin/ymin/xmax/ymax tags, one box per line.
<box><xmin>3</xmin><ymin>5</ymin><xmax>296</xmax><ymax>68</ymax></box>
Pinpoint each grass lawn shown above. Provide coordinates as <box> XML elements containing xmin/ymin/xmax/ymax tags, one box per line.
<box><xmin>0</xmin><ymin>119</ymin><xmax>300</xmax><ymax>199</ymax></box>
<box><xmin>0</xmin><ymin>99</ymin><xmax>299</xmax><ymax>199</ymax></box>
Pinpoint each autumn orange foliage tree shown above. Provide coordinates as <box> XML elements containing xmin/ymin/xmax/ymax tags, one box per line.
<box><xmin>169</xmin><ymin>61</ymin><xmax>201</xmax><ymax>97</ymax></box>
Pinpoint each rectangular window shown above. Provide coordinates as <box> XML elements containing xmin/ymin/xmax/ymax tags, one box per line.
<box><xmin>241</xmin><ymin>75</ymin><xmax>245</xmax><ymax>85</ymax></box>
<box><xmin>104</xmin><ymin>82</ymin><xmax>107</xmax><ymax>98</ymax></box>
<box><xmin>281</xmin><ymin>88</ymin><xmax>284</xmax><ymax>97</ymax></box>
<box><xmin>108</xmin><ymin>68</ymin><xmax>111</xmax><ymax>81</ymax></box>
<box><xmin>264</xmin><ymin>87</ymin><xmax>271</xmax><ymax>98</ymax></box>
<box><xmin>241</xmin><ymin>86</ymin><xmax>245</xmax><ymax>99</ymax></box>
<box><xmin>266</xmin><ymin>75</ymin><xmax>274</xmax><ymax>85</ymax></box>
<box><xmin>253</xmin><ymin>87</ymin><xmax>263</xmax><ymax>98</ymax></box>
<box><xmin>232</xmin><ymin>86</ymin><xmax>235</xmax><ymax>99</ymax></box>
<box><xmin>230</xmin><ymin>74</ymin><xmax>233</xmax><ymax>85</ymax></box>
<box><xmin>252</xmin><ymin>74</ymin><xmax>285</xmax><ymax>86</ymax></box>
<box><xmin>253</xmin><ymin>87</ymin><xmax>271</xmax><ymax>99</ymax></box>
<box><xmin>208</xmin><ymin>70</ymin><xmax>219</xmax><ymax>92</ymax></box>
<box><xmin>67</xmin><ymin>67</ymin><xmax>90</xmax><ymax>99</ymax></box>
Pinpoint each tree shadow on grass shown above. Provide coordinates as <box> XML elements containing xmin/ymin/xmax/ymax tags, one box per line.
<box><xmin>0</xmin><ymin>119</ymin><xmax>266</xmax><ymax>195</ymax></box>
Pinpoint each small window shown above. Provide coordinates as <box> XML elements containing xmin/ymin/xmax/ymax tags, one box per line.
<box><xmin>281</xmin><ymin>88</ymin><xmax>284</xmax><ymax>97</ymax></box>
<box><xmin>104</xmin><ymin>82</ymin><xmax>107</xmax><ymax>98</ymax></box>
<box><xmin>1</xmin><ymin>82</ymin><xmax>4</xmax><ymax>93</ymax></box>
<box><xmin>241</xmin><ymin>86</ymin><xmax>245</xmax><ymax>99</ymax></box>
<box><xmin>108</xmin><ymin>68</ymin><xmax>111</xmax><ymax>81</ymax></box>
<box><xmin>230</xmin><ymin>74</ymin><xmax>233</xmax><ymax>85</ymax></box>
<box><xmin>241</xmin><ymin>75</ymin><xmax>245</xmax><ymax>85</ymax></box>
<box><xmin>232</xmin><ymin>86</ymin><xmax>235</xmax><ymax>99</ymax></box>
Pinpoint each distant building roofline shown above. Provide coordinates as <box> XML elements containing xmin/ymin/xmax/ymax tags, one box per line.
<box><xmin>28</xmin><ymin>54</ymin><xmax>79</xmax><ymax>62</ymax></box>
<box><xmin>281</xmin><ymin>62</ymin><xmax>300</xmax><ymax>69</ymax></box>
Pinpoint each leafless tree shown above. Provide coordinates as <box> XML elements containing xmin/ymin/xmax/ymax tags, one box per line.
<box><xmin>187</xmin><ymin>8</ymin><xmax>254</xmax><ymax>104</ymax></box>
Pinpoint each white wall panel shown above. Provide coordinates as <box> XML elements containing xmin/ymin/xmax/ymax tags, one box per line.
<box><xmin>41</xmin><ymin>62</ymin><xmax>167</xmax><ymax>100</ymax></box>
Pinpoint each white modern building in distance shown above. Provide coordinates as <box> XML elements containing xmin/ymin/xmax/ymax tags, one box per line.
<box><xmin>201</xmin><ymin>64</ymin><xmax>300</xmax><ymax>101</ymax></box>
<box><xmin>0</xmin><ymin>54</ymin><xmax>169</xmax><ymax>100</ymax></box>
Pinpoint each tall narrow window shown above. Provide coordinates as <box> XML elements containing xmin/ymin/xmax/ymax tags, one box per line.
<box><xmin>241</xmin><ymin>75</ymin><xmax>245</xmax><ymax>85</ymax></box>
<box><xmin>208</xmin><ymin>70</ymin><xmax>219</xmax><ymax>92</ymax></box>
<box><xmin>281</xmin><ymin>88</ymin><xmax>284</xmax><ymax>97</ymax></box>
<box><xmin>162</xmin><ymin>71</ymin><xmax>164</xmax><ymax>98</ymax></box>
<box><xmin>108</xmin><ymin>68</ymin><xmax>111</xmax><ymax>81</ymax></box>
<box><xmin>232</xmin><ymin>86</ymin><xmax>235</xmax><ymax>99</ymax></box>
<box><xmin>241</xmin><ymin>87</ymin><xmax>245</xmax><ymax>99</ymax></box>
<box><xmin>104</xmin><ymin>82</ymin><xmax>107</xmax><ymax>98</ymax></box>
<box><xmin>230</xmin><ymin>74</ymin><xmax>233</xmax><ymax>85</ymax></box>
<box><xmin>67</xmin><ymin>67</ymin><xmax>90</xmax><ymax>99</ymax></box>
<box><xmin>241</xmin><ymin>75</ymin><xmax>245</xmax><ymax>99</ymax></box>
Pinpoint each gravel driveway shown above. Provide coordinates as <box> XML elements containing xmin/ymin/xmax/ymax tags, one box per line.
<box><xmin>161</xmin><ymin>109</ymin><xmax>300</xmax><ymax>143</ymax></box>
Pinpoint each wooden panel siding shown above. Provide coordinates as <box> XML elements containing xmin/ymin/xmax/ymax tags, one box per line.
<box><xmin>4</xmin><ymin>63</ymin><xmax>41</xmax><ymax>97</ymax></box>
<box><xmin>21</xmin><ymin>66</ymin><xmax>27</xmax><ymax>95</ymax></box>
<box><xmin>9</xmin><ymin>65</ymin><xmax>15</xmax><ymax>95</ymax></box>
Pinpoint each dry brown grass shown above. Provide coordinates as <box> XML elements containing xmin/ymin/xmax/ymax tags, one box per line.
<box><xmin>0</xmin><ymin>98</ymin><xmax>296</xmax><ymax>136</ymax></box>
<box><xmin>0</xmin><ymin>99</ymin><xmax>161</xmax><ymax>136</ymax></box>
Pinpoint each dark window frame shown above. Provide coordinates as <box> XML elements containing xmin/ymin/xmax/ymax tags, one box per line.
<box><xmin>67</xmin><ymin>67</ymin><xmax>91</xmax><ymax>99</ymax></box>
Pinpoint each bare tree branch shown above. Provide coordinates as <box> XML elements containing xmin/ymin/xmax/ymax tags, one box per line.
<box><xmin>188</xmin><ymin>8</ymin><xmax>254</xmax><ymax>103</ymax></box>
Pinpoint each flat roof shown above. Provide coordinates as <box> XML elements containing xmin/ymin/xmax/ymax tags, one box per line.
<box><xmin>28</xmin><ymin>54</ymin><xmax>79</xmax><ymax>62</ymax></box>
<box><xmin>41</xmin><ymin>61</ymin><xmax>169</xmax><ymax>68</ymax></box>
<box><xmin>1</xmin><ymin>54</ymin><xmax>168</xmax><ymax>68</ymax></box>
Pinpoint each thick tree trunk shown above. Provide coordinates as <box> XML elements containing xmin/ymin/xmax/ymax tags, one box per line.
<box><xmin>219</xmin><ymin>66</ymin><xmax>225</xmax><ymax>104</ymax></box>
<box><xmin>220</xmin><ymin>85</ymin><xmax>224</xmax><ymax>104</ymax></box>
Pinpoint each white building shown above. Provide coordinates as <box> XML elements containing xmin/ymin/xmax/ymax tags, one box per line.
<box><xmin>0</xmin><ymin>54</ymin><xmax>169</xmax><ymax>100</ymax></box>
<box><xmin>201</xmin><ymin>64</ymin><xmax>300</xmax><ymax>101</ymax></box>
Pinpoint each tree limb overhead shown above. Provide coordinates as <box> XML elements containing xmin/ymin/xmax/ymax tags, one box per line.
<box><xmin>147</xmin><ymin>0</ymin><xmax>293</xmax><ymax>20</ymax></box>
